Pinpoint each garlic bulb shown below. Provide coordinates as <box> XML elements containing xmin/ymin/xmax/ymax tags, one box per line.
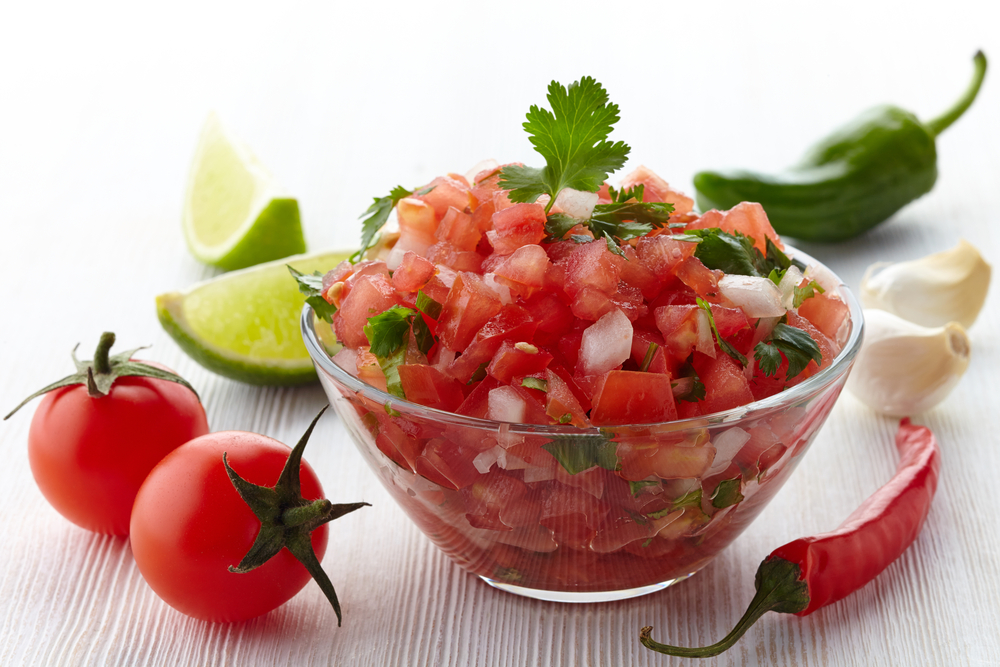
<box><xmin>846</xmin><ymin>309</ymin><xmax>970</xmax><ymax>416</ymax></box>
<box><xmin>860</xmin><ymin>239</ymin><xmax>991</xmax><ymax>328</ymax></box>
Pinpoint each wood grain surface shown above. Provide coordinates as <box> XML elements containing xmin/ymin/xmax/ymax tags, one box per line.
<box><xmin>2</xmin><ymin>1</ymin><xmax>999</xmax><ymax>665</ymax></box>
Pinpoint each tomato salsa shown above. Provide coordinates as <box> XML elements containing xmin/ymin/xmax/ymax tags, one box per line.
<box><xmin>309</xmin><ymin>160</ymin><xmax>854</xmax><ymax>594</ymax></box>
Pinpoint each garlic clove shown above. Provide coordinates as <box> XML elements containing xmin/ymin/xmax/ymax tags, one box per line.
<box><xmin>860</xmin><ymin>239</ymin><xmax>991</xmax><ymax>329</ymax></box>
<box><xmin>846</xmin><ymin>309</ymin><xmax>971</xmax><ymax>417</ymax></box>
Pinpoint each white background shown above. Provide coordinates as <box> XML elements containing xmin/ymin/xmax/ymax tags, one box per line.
<box><xmin>1</xmin><ymin>1</ymin><xmax>999</xmax><ymax>665</ymax></box>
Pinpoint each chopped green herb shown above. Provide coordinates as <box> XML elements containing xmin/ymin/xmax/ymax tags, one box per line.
<box><xmin>671</xmin><ymin>488</ymin><xmax>703</xmax><ymax>511</ymax></box>
<box><xmin>629</xmin><ymin>479</ymin><xmax>661</xmax><ymax>496</ymax></box>
<box><xmin>415</xmin><ymin>290</ymin><xmax>443</xmax><ymax>320</ymax></box>
<box><xmin>384</xmin><ymin>402</ymin><xmax>401</xmax><ymax>417</ymax></box>
<box><xmin>288</xmin><ymin>266</ymin><xmax>337</xmax><ymax>323</ymax></box>
<box><xmin>696</xmin><ymin>297</ymin><xmax>748</xmax><ymax>366</ymax></box>
<box><xmin>356</xmin><ymin>185</ymin><xmax>412</xmax><ymax>261</ymax></box>
<box><xmin>559</xmin><ymin>413</ymin><xmax>573</xmax><ymax>424</ymax></box>
<box><xmin>711</xmin><ymin>477</ymin><xmax>744</xmax><ymax>509</ymax></box>
<box><xmin>378</xmin><ymin>336</ymin><xmax>408</xmax><ymax>399</ymax></box>
<box><xmin>640</xmin><ymin>342</ymin><xmax>659</xmax><ymax>373</ymax></box>
<box><xmin>754</xmin><ymin>322</ymin><xmax>823</xmax><ymax>380</ymax></box>
<box><xmin>363</xmin><ymin>306</ymin><xmax>415</xmax><ymax>358</ymax></box>
<box><xmin>641</xmin><ymin>537</ymin><xmax>654</xmax><ymax>548</ymax></box>
<box><xmin>793</xmin><ymin>279</ymin><xmax>826</xmax><ymax>308</ymax></box>
<box><xmin>521</xmin><ymin>377</ymin><xmax>548</xmax><ymax>392</ymax></box>
<box><xmin>467</xmin><ymin>362</ymin><xmax>488</xmax><ymax>385</ymax></box>
<box><xmin>411</xmin><ymin>313</ymin><xmax>436</xmax><ymax>355</ymax></box>
<box><xmin>542</xmin><ymin>433</ymin><xmax>618</xmax><ymax>475</ymax></box>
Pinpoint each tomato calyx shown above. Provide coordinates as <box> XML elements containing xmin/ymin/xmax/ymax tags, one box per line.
<box><xmin>223</xmin><ymin>406</ymin><xmax>369</xmax><ymax>626</ymax></box>
<box><xmin>4</xmin><ymin>331</ymin><xmax>199</xmax><ymax>420</ymax></box>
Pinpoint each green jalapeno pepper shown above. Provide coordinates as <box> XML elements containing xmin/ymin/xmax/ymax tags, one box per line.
<box><xmin>693</xmin><ymin>52</ymin><xmax>987</xmax><ymax>242</ymax></box>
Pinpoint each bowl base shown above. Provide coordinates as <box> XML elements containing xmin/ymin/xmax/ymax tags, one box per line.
<box><xmin>478</xmin><ymin>570</ymin><xmax>699</xmax><ymax>603</ymax></box>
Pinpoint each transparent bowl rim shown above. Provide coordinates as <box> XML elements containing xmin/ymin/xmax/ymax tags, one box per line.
<box><xmin>301</xmin><ymin>244</ymin><xmax>864</xmax><ymax>435</ymax></box>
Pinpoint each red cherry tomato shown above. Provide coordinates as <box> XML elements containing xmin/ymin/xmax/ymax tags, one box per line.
<box><xmin>129</xmin><ymin>431</ymin><xmax>329</xmax><ymax>623</ymax></box>
<box><xmin>27</xmin><ymin>361</ymin><xmax>209</xmax><ymax>535</ymax></box>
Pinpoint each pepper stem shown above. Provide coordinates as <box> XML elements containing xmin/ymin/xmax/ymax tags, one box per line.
<box><xmin>925</xmin><ymin>51</ymin><xmax>987</xmax><ymax>137</ymax></box>
<box><xmin>639</xmin><ymin>556</ymin><xmax>810</xmax><ymax>658</ymax></box>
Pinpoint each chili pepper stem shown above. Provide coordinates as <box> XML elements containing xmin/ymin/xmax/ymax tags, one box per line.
<box><xmin>639</xmin><ymin>556</ymin><xmax>809</xmax><ymax>658</ymax></box>
<box><xmin>925</xmin><ymin>51</ymin><xmax>987</xmax><ymax>137</ymax></box>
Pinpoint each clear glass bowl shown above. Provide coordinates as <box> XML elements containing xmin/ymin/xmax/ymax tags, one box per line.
<box><xmin>301</xmin><ymin>249</ymin><xmax>864</xmax><ymax>603</ymax></box>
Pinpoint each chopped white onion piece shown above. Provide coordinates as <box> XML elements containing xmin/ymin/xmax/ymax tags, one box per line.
<box><xmin>718</xmin><ymin>275</ymin><xmax>785</xmax><ymax>318</ymax></box>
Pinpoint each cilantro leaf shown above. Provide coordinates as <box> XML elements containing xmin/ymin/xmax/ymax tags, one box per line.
<box><xmin>690</xmin><ymin>228</ymin><xmax>762</xmax><ymax>277</ymax></box>
<box><xmin>288</xmin><ymin>266</ymin><xmax>337</xmax><ymax>323</ymax></box>
<box><xmin>711</xmin><ymin>477</ymin><xmax>744</xmax><ymax>509</ymax></box>
<box><xmin>765</xmin><ymin>237</ymin><xmax>792</xmax><ymax>272</ymax></box>
<box><xmin>543</xmin><ymin>212</ymin><xmax>580</xmax><ymax>241</ymax></box>
<box><xmin>769</xmin><ymin>322</ymin><xmax>822</xmax><ymax>379</ymax></box>
<box><xmin>521</xmin><ymin>377</ymin><xmax>548</xmax><ymax>392</ymax></box>
<box><xmin>672</xmin><ymin>362</ymin><xmax>707</xmax><ymax>402</ymax></box>
<box><xmin>542</xmin><ymin>432</ymin><xmax>618</xmax><ymax>475</ymax></box>
<box><xmin>753</xmin><ymin>341</ymin><xmax>783</xmax><ymax>377</ymax></box>
<box><xmin>415</xmin><ymin>290</ymin><xmax>443</xmax><ymax>320</ymax></box>
<box><xmin>697</xmin><ymin>297</ymin><xmax>748</xmax><ymax>366</ymax></box>
<box><xmin>498</xmin><ymin>77</ymin><xmax>629</xmax><ymax>210</ymax></box>
<box><xmin>793</xmin><ymin>279</ymin><xmax>826</xmax><ymax>308</ymax></box>
<box><xmin>639</xmin><ymin>342</ymin><xmax>659</xmax><ymax>373</ymax></box>
<box><xmin>363</xmin><ymin>306</ymin><xmax>415</xmax><ymax>358</ymax></box>
<box><xmin>357</xmin><ymin>185</ymin><xmax>411</xmax><ymax>260</ymax></box>
<box><xmin>379</xmin><ymin>337</ymin><xmax>408</xmax><ymax>399</ymax></box>
<box><xmin>411</xmin><ymin>314</ymin><xmax>436</xmax><ymax>355</ymax></box>
<box><xmin>467</xmin><ymin>362</ymin><xmax>488</xmax><ymax>385</ymax></box>
<box><xmin>629</xmin><ymin>479</ymin><xmax>661</xmax><ymax>496</ymax></box>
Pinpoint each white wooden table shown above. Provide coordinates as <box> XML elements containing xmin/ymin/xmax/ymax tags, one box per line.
<box><xmin>2</xmin><ymin>1</ymin><xmax>999</xmax><ymax>664</ymax></box>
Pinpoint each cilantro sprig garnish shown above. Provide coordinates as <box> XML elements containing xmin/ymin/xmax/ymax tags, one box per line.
<box><xmin>498</xmin><ymin>77</ymin><xmax>629</xmax><ymax>210</ymax></box>
<box><xmin>753</xmin><ymin>322</ymin><xmax>823</xmax><ymax>380</ymax></box>
<box><xmin>499</xmin><ymin>77</ymin><xmax>678</xmax><ymax>251</ymax></box>
<box><xmin>288</xmin><ymin>266</ymin><xmax>337</xmax><ymax>323</ymax></box>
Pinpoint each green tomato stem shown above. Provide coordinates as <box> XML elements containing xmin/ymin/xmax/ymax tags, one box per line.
<box><xmin>93</xmin><ymin>332</ymin><xmax>116</xmax><ymax>375</ymax></box>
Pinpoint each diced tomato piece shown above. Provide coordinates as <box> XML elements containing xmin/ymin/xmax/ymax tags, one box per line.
<box><xmin>391</xmin><ymin>251</ymin><xmax>436</xmax><ymax>293</ymax></box>
<box><xmin>619</xmin><ymin>245</ymin><xmax>662</xmax><ymax>301</ymax></box>
<box><xmin>610</xmin><ymin>282</ymin><xmax>647</xmax><ymax>322</ymax></box>
<box><xmin>492</xmin><ymin>244</ymin><xmax>549</xmax><ymax>297</ymax></box>
<box><xmin>570</xmin><ymin>286</ymin><xmax>615</xmax><ymax>321</ymax></box>
<box><xmin>629</xmin><ymin>329</ymin><xmax>669</xmax><ymax>374</ymax></box>
<box><xmin>437</xmin><ymin>272</ymin><xmax>504</xmax><ymax>351</ymax></box>
<box><xmin>619</xmin><ymin>165</ymin><xmax>694</xmax><ymax>215</ymax></box>
<box><xmin>565</xmin><ymin>238</ymin><xmax>624</xmax><ymax>297</ymax></box>
<box><xmin>322</xmin><ymin>260</ymin><xmax>355</xmax><ymax>296</ymax></box>
<box><xmin>486</xmin><ymin>202</ymin><xmax>547</xmax><ymax>255</ymax></box>
<box><xmin>548</xmin><ymin>364</ymin><xmax>592</xmax><ymax>412</ymax></box>
<box><xmin>425</xmin><ymin>241</ymin><xmax>484</xmax><ymax>273</ymax></box>
<box><xmin>387</xmin><ymin>198</ymin><xmax>438</xmax><ymax>269</ymax></box>
<box><xmin>333</xmin><ymin>273</ymin><xmax>400</xmax><ymax>348</ymax></box>
<box><xmin>416</xmin><ymin>175</ymin><xmax>473</xmax><ymax>221</ymax></box>
<box><xmin>654</xmin><ymin>305</ymin><xmax>714</xmax><ymax>363</ymax></box>
<box><xmin>797</xmin><ymin>290</ymin><xmax>850</xmax><ymax>344</ymax></box>
<box><xmin>691</xmin><ymin>352</ymin><xmax>754</xmax><ymax>415</ymax></box>
<box><xmin>434</xmin><ymin>206</ymin><xmax>481</xmax><ymax>251</ymax></box>
<box><xmin>544</xmin><ymin>368</ymin><xmax>590</xmax><ymax>427</ymax></box>
<box><xmin>636</xmin><ymin>234</ymin><xmax>697</xmax><ymax>281</ymax></box>
<box><xmin>397</xmin><ymin>365</ymin><xmax>465</xmax><ymax>412</ymax></box>
<box><xmin>521</xmin><ymin>291</ymin><xmax>574</xmax><ymax>337</ymax></box>
<box><xmin>590</xmin><ymin>370</ymin><xmax>678</xmax><ymax>426</ymax></box>
<box><xmin>461</xmin><ymin>471</ymin><xmax>531</xmax><ymax>531</ymax></box>
<box><xmin>447</xmin><ymin>304</ymin><xmax>537</xmax><ymax>382</ymax></box>
<box><xmin>356</xmin><ymin>349</ymin><xmax>388</xmax><ymax>392</ymax></box>
<box><xmin>540</xmin><ymin>483</ymin><xmax>609</xmax><ymax>550</ymax></box>
<box><xmin>673</xmin><ymin>256</ymin><xmax>724</xmax><ymax>301</ymax></box>
<box><xmin>414</xmin><ymin>438</ymin><xmax>482</xmax><ymax>490</ymax></box>
<box><xmin>487</xmin><ymin>339</ymin><xmax>554</xmax><ymax>384</ymax></box>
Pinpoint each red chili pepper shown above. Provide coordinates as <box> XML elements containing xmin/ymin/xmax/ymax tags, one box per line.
<box><xmin>639</xmin><ymin>417</ymin><xmax>941</xmax><ymax>658</ymax></box>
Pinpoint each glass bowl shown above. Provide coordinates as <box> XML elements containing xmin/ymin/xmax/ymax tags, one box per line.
<box><xmin>301</xmin><ymin>248</ymin><xmax>864</xmax><ymax>603</ymax></box>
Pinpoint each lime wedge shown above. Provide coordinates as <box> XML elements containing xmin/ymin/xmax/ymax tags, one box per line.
<box><xmin>183</xmin><ymin>113</ymin><xmax>306</xmax><ymax>270</ymax></box>
<box><xmin>156</xmin><ymin>250</ymin><xmax>350</xmax><ymax>385</ymax></box>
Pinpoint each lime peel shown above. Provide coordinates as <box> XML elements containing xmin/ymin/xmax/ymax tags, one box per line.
<box><xmin>156</xmin><ymin>250</ymin><xmax>350</xmax><ymax>385</ymax></box>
